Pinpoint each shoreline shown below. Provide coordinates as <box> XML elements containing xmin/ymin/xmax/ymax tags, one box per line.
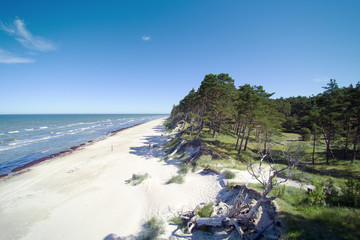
<box><xmin>0</xmin><ymin>121</ymin><xmax>150</xmax><ymax>178</ymax></box>
<box><xmin>0</xmin><ymin>117</ymin><xmax>221</xmax><ymax>240</ymax></box>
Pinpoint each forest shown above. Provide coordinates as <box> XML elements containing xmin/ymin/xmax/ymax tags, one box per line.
<box><xmin>167</xmin><ymin>73</ymin><xmax>360</xmax><ymax>165</ymax></box>
<box><xmin>166</xmin><ymin>73</ymin><xmax>360</xmax><ymax>239</ymax></box>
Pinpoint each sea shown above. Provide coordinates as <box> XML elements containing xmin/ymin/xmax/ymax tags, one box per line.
<box><xmin>0</xmin><ymin>114</ymin><xmax>167</xmax><ymax>175</ymax></box>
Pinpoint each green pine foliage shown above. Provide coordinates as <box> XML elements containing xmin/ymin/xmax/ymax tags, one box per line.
<box><xmin>166</xmin><ymin>74</ymin><xmax>360</xmax><ymax>239</ymax></box>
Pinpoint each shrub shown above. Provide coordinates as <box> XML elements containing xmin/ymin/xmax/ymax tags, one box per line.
<box><xmin>342</xmin><ymin>178</ymin><xmax>360</xmax><ymax>207</ymax></box>
<box><xmin>197</xmin><ymin>203</ymin><xmax>214</xmax><ymax>218</ymax></box>
<box><xmin>224</xmin><ymin>170</ymin><xmax>236</xmax><ymax>179</ymax></box>
<box><xmin>306</xmin><ymin>179</ymin><xmax>326</xmax><ymax>206</ymax></box>
<box><xmin>140</xmin><ymin>216</ymin><xmax>165</xmax><ymax>240</ymax></box>
<box><xmin>322</xmin><ymin>178</ymin><xmax>360</xmax><ymax>208</ymax></box>
<box><xmin>166</xmin><ymin>174</ymin><xmax>184</xmax><ymax>184</ymax></box>
<box><xmin>169</xmin><ymin>215</ymin><xmax>184</xmax><ymax>226</ymax></box>
<box><xmin>126</xmin><ymin>173</ymin><xmax>149</xmax><ymax>186</ymax></box>
<box><xmin>178</xmin><ymin>164</ymin><xmax>191</xmax><ymax>174</ymax></box>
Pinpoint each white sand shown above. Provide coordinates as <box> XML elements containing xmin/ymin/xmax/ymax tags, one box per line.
<box><xmin>0</xmin><ymin>118</ymin><xmax>221</xmax><ymax>240</ymax></box>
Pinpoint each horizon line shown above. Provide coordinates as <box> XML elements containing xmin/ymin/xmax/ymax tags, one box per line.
<box><xmin>0</xmin><ymin>113</ymin><xmax>170</xmax><ymax>115</ymax></box>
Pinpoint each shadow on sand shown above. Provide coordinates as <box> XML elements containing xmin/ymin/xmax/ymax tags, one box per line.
<box><xmin>104</xmin><ymin>123</ymin><xmax>230</xmax><ymax>240</ymax></box>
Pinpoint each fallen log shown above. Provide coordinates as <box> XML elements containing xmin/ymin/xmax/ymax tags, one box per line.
<box><xmin>196</xmin><ymin>215</ymin><xmax>227</xmax><ymax>227</ymax></box>
<box><xmin>195</xmin><ymin>215</ymin><xmax>257</xmax><ymax>231</ymax></box>
<box><xmin>231</xmin><ymin>219</ymin><xmax>244</xmax><ymax>239</ymax></box>
<box><xmin>251</xmin><ymin>221</ymin><xmax>275</xmax><ymax>240</ymax></box>
<box><xmin>202</xmin><ymin>168</ymin><xmax>220</xmax><ymax>175</ymax></box>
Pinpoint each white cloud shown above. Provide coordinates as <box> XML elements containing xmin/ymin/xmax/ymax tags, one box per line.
<box><xmin>142</xmin><ymin>35</ymin><xmax>151</xmax><ymax>41</ymax></box>
<box><xmin>0</xmin><ymin>18</ymin><xmax>57</xmax><ymax>52</ymax></box>
<box><xmin>0</xmin><ymin>48</ymin><xmax>35</xmax><ymax>64</ymax></box>
<box><xmin>313</xmin><ymin>77</ymin><xmax>330</xmax><ymax>83</ymax></box>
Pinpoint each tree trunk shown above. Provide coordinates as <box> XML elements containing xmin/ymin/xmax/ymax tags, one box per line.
<box><xmin>326</xmin><ymin>139</ymin><xmax>330</xmax><ymax>164</ymax></box>
<box><xmin>322</xmin><ymin>128</ymin><xmax>330</xmax><ymax>164</ymax></box>
<box><xmin>212</xmin><ymin>125</ymin><xmax>216</xmax><ymax>138</ymax></box>
<box><xmin>312</xmin><ymin>132</ymin><xmax>316</xmax><ymax>165</ymax></box>
<box><xmin>208</xmin><ymin>121</ymin><xmax>212</xmax><ymax>134</ymax></box>
<box><xmin>238</xmin><ymin>120</ymin><xmax>248</xmax><ymax>155</ymax></box>
<box><xmin>344</xmin><ymin>122</ymin><xmax>350</xmax><ymax>160</ymax></box>
<box><xmin>235</xmin><ymin>128</ymin><xmax>241</xmax><ymax>150</ymax></box>
<box><xmin>235</xmin><ymin>120</ymin><xmax>244</xmax><ymax>150</ymax></box>
<box><xmin>236</xmin><ymin>121</ymin><xmax>240</xmax><ymax>135</ymax></box>
<box><xmin>255</xmin><ymin>127</ymin><xmax>260</xmax><ymax>140</ymax></box>
<box><xmin>263</xmin><ymin>132</ymin><xmax>268</xmax><ymax>152</ymax></box>
<box><xmin>244</xmin><ymin>127</ymin><xmax>251</xmax><ymax>151</ymax></box>
<box><xmin>235</xmin><ymin>122</ymin><xmax>239</xmax><ymax>135</ymax></box>
<box><xmin>196</xmin><ymin>119</ymin><xmax>203</xmax><ymax>139</ymax></box>
<box><xmin>352</xmin><ymin>126</ymin><xmax>359</xmax><ymax>163</ymax></box>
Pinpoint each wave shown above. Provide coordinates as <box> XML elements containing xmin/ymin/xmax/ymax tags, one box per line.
<box><xmin>0</xmin><ymin>135</ymin><xmax>61</xmax><ymax>152</ymax></box>
<box><xmin>0</xmin><ymin>115</ymin><xmax>163</xmax><ymax>173</ymax></box>
<box><xmin>8</xmin><ymin>131</ymin><xmax>19</xmax><ymax>134</ymax></box>
<box><xmin>0</xmin><ymin>145</ymin><xmax>22</xmax><ymax>152</ymax></box>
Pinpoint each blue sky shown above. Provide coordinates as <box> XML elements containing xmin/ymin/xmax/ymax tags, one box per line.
<box><xmin>1</xmin><ymin>0</ymin><xmax>359</xmax><ymax>114</ymax></box>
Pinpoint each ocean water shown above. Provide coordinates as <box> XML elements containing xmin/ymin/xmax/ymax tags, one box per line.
<box><xmin>0</xmin><ymin>114</ymin><xmax>167</xmax><ymax>175</ymax></box>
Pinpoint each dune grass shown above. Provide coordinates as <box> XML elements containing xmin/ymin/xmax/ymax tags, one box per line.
<box><xmin>224</xmin><ymin>170</ymin><xmax>236</xmax><ymax>179</ymax></box>
<box><xmin>166</xmin><ymin>174</ymin><xmax>184</xmax><ymax>184</ymax></box>
<box><xmin>196</xmin><ymin>203</ymin><xmax>214</xmax><ymax>218</ymax></box>
<box><xmin>126</xmin><ymin>173</ymin><xmax>149</xmax><ymax>186</ymax></box>
<box><xmin>140</xmin><ymin>216</ymin><xmax>165</xmax><ymax>240</ymax></box>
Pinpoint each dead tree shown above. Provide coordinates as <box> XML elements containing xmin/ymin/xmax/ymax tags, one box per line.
<box><xmin>181</xmin><ymin>140</ymin><xmax>303</xmax><ymax>239</ymax></box>
<box><xmin>240</xmin><ymin>142</ymin><xmax>302</xmax><ymax>221</ymax></box>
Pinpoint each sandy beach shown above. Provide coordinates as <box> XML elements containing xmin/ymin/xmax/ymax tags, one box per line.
<box><xmin>0</xmin><ymin>118</ymin><xmax>221</xmax><ymax>240</ymax></box>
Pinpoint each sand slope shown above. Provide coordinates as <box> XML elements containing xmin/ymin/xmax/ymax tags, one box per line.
<box><xmin>0</xmin><ymin>118</ymin><xmax>221</xmax><ymax>240</ymax></box>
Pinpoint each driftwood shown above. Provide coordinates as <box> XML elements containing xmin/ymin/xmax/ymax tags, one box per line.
<box><xmin>179</xmin><ymin>186</ymin><xmax>278</xmax><ymax>239</ymax></box>
<box><xmin>195</xmin><ymin>215</ymin><xmax>256</xmax><ymax>229</ymax></box>
<box><xmin>169</xmin><ymin>140</ymin><xmax>186</xmax><ymax>156</ymax></box>
<box><xmin>231</xmin><ymin>219</ymin><xmax>250</xmax><ymax>240</ymax></box>
<box><xmin>202</xmin><ymin>168</ymin><xmax>220</xmax><ymax>175</ymax></box>
<box><xmin>196</xmin><ymin>215</ymin><xmax>228</xmax><ymax>227</ymax></box>
<box><xmin>252</xmin><ymin>221</ymin><xmax>275</xmax><ymax>240</ymax></box>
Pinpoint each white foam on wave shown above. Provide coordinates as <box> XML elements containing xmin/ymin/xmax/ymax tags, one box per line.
<box><xmin>0</xmin><ymin>133</ymin><xmax>4</xmax><ymax>136</ymax></box>
<box><xmin>0</xmin><ymin>135</ymin><xmax>60</xmax><ymax>152</ymax></box>
<box><xmin>39</xmin><ymin>126</ymin><xmax>48</xmax><ymax>129</ymax></box>
<box><xmin>8</xmin><ymin>131</ymin><xmax>20</xmax><ymax>134</ymax></box>
<box><xmin>25</xmin><ymin>128</ymin><xmax>34</xmax><ymax>131</ymax></box>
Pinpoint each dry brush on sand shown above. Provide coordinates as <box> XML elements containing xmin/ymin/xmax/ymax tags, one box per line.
<box><xmin>171</xmin><ymin>140</ymin><xmax>302</xmax><ymax>239</ymax></box>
